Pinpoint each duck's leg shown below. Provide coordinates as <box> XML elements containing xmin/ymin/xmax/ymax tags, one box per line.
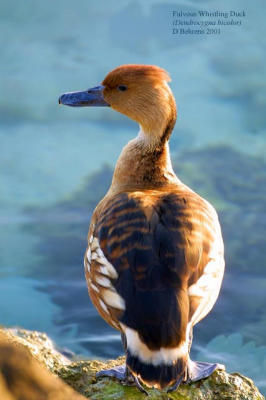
<box><xmin>167</xmin><ymin>375</ymin><xmax>184</xmax><ymax>393</ymax></box>
<box><xmin>96</xmin><ymin>333</ymin><xmax>148</xmax><ymax>395</ymax></box>
<box><xmin>133</xmin><ymin>376</ymin><xmax>149</xmax><ymax>395</ymax></box>
<box><xmin>121</xmin><ymin>331</ymin><xmax>127</xmax><ymax>352</ymax></box>
<box><xmin>184</xmin><ymin>327</ymin><xmax>225</xmax><ymax>383</ymax></box>
<box><xmin>96</xmin><ymin>358</ymin><xmax>148</xmax><ymax>395</ymax></box>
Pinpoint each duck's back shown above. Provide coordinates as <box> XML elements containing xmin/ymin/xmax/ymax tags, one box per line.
<box><xmin>84</xmin><ymin>184</ymin><xmax>224</xmax><ymax>389</ymax></box>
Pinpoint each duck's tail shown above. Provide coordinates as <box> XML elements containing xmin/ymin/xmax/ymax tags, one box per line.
<box><xmin>123</xmin><ymin>325</ymin><xmax>188</xmax><ymax>389</ymax></box>
<box><xmin>127</xmin><ymin>353</ymin><xmax>187</xmax><ymax>390</ymax></box>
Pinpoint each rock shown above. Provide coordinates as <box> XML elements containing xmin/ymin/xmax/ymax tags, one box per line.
<box><xmin>57</xmin><ymin>359</ymin><xmax>265</xmax><ymax>400</ymax></box>
<box><xmin>1</xmin><ymin>328</ymin><xmax>264</xmax><ymax>400</ymax></box>
<box><xmin>3</xmin><ymin>327</ymin><xmax>70</xmax><ymax>371</ymax></box>
<box><xmin>0</xmin><ymin>329</ymin><xmax>86</xmax><ymax>400</ymax></box>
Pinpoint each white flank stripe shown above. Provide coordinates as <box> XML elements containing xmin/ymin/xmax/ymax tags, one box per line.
<box><xmin>98</xmin><ymin>260</ymin><xmax>118</xmax><ymax>279</ymax></box>
<box><xmin>89</xmin><ymin>238</ymin><xmax>118</xmax><ymax>280</ymax></box>
<box><xmin>102</xmin><ymin>288</ymin><xmax>125</xmax><ymax>310</ymax></box>
<box><xmin>121</xmin><ymin>324</ymin><xmax>188</xmax><ymax>366</ymax></box>
<box><xmin>87</xmin><ymin>247</ymin><xmax>91</xmax><ymax>263</ymax></box>
<box><xmin>95</xmin><ymin>275</ymin><xmax>113</xmax><ymax>289</ymax></box>
<box><xmin>95</xmin><ymin>256</ymin><xmax>107</xmax><ymax>265</ymax></box>
<box><xmin>99</xmin><ymin>299</ymin><xmax>109</xmax><ymax>315</ymax></box>
<box><xmin>188</xmin><ymin>213</ymin><xmax>225</xmax><ymax>327</ymax></box>
<box><xmin>96</xmin><ymin>247</ymin><xmax>118</xmax><ymax>279</ymax></box>
<box><xmin>90</xmin><ymin>283</ymin><xmax>100</xmax><ymax>293</ymax></box>
<box><xmin>91</xmin><ymin>237</ymin><xmax>98</xmax><ymax>251</ymax></box>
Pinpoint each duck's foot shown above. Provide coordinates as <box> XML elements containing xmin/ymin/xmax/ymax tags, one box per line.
<box><xmin>185</xmin><ymin>358</ymin><xmax>225</xmax><ymax>383</ymax></box>
<box><xmin>96</xmin><ymin>364</ymin><xmax>148</xmax><ymax>395</ymax></box>
<box><xmin>134</xmin><ymin>375</ymin><xmax>149</xmax><ymax>395</ymax></box>
<box><xmin>96</xmin><ymin>364</ymin><xmax>128</xmax><ymax>381</ymax></box>
<box><xmin>167</xmin><ymin>375</ymin><xmax>183</xmax><ymax>393</ymax></box>
<box><xmin>167</xmin><ymin>359</ymin><xmax>224</xmax><ymax>393</ymax></box>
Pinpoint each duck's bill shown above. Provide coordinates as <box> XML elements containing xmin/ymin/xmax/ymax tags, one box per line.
<box><xmin>58</xmin><ymin>85</ymin><xmax>110</xmax><ymax>107</ymax></box>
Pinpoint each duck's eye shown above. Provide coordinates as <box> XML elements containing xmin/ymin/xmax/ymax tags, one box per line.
<box><xmin>117</xmin><ymin>85</ymin><xmax>127</xmax><ymax>92</ymax></box>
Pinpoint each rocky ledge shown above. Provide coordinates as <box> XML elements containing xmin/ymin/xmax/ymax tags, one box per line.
<box><xmin>0</xmin><ymin>328</ymin><xmax>264</xmax><ymax>400</ymax></box>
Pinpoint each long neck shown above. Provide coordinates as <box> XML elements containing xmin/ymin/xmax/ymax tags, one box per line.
<box><xmin>110</xmin><ymin>132</ymin><xmax>179</xmax><ymax>192</ymax></box>
<box><xmin>110</xmin><ymin>86</ymin><xmax>178</xmax><ymax>192</ymax></box>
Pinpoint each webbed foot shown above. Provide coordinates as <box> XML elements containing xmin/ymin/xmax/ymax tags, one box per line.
<box><xmin>96</xmin><ymin>364</ymin><xmax>148</xmax><ymax>395</ymax></box>
<box><xmin>185</xmin><ymin>358</ymin><xmax>225</xmax><ymax>383</ymax></box>
<box><xmin>96</xmin><ymin>364</ymin><xmax>128</xmax><ymax>381</ymax></box>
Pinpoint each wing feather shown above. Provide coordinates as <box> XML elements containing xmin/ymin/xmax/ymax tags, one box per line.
<box><xmin>84</xmin><ymin>188</ymin><xmax>224</xmax><ymax>350</ymax></box>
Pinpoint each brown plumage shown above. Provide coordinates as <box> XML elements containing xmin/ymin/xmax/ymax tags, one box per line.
<box><xmin>59</xmin><ymin>64</ymin><xmax>225</xmax><ymax>391</ymax></box>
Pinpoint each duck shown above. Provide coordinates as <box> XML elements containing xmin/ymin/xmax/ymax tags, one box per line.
<box><xmin>58</xmin><ymin>64</ymin><xmax>225</xmax><ymax>393</ymax></box>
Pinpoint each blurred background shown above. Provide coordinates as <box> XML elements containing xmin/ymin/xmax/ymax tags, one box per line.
<box><xmin>0</xmin><ymin>0</ymin><xmax>266</xmax><ymax>394</ymax></box>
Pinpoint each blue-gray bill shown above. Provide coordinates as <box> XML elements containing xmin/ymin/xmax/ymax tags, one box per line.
<box><xmin>58</xmin><ymin>85</ymin><xmax>110</xmax><ymax>107</ymax></box>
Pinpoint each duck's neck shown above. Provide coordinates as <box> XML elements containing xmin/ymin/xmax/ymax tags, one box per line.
<box><xmin>110</xmin><ymin>86</ymin><xmax>178</xmax><ymax>192</ymax></box>
<box><xmin>110</xmin><ymin>127</ymin><xmax>179</xmax><ymax>192</ymax></box>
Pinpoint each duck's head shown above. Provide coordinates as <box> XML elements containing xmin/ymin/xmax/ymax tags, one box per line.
<box><xmin>59</xmin><ymin>64</ymin><xmax>177</xmax><ymax>145</ymax></box>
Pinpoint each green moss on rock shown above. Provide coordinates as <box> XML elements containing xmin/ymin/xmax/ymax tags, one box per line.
<box><xmin>57</xmin><ymin>359</ymin><xmax>264</xmax><ymax>400</ymax></box>
<box><xmin>2</xmin><ymin>328</ymin><xmax>264</xmax><ymax>400</ymax></box>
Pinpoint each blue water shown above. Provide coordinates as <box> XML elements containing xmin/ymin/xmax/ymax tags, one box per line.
<box><xmin>1</xmin><ymin>0</ymin><xmax>266</xmax><ymax>394</ymax></box>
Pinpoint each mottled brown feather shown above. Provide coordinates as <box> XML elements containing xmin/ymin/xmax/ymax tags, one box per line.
<box><xmin>85</xmin><ymin>184</ymin><xmax>221</xmax><ymax>348</ymax></box>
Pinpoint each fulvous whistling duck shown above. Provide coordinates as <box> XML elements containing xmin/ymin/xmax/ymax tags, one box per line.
<box><xmin>59</xmin><ymin>64</ymin><xmax>225</xmax><ymax>393</ymax></box>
